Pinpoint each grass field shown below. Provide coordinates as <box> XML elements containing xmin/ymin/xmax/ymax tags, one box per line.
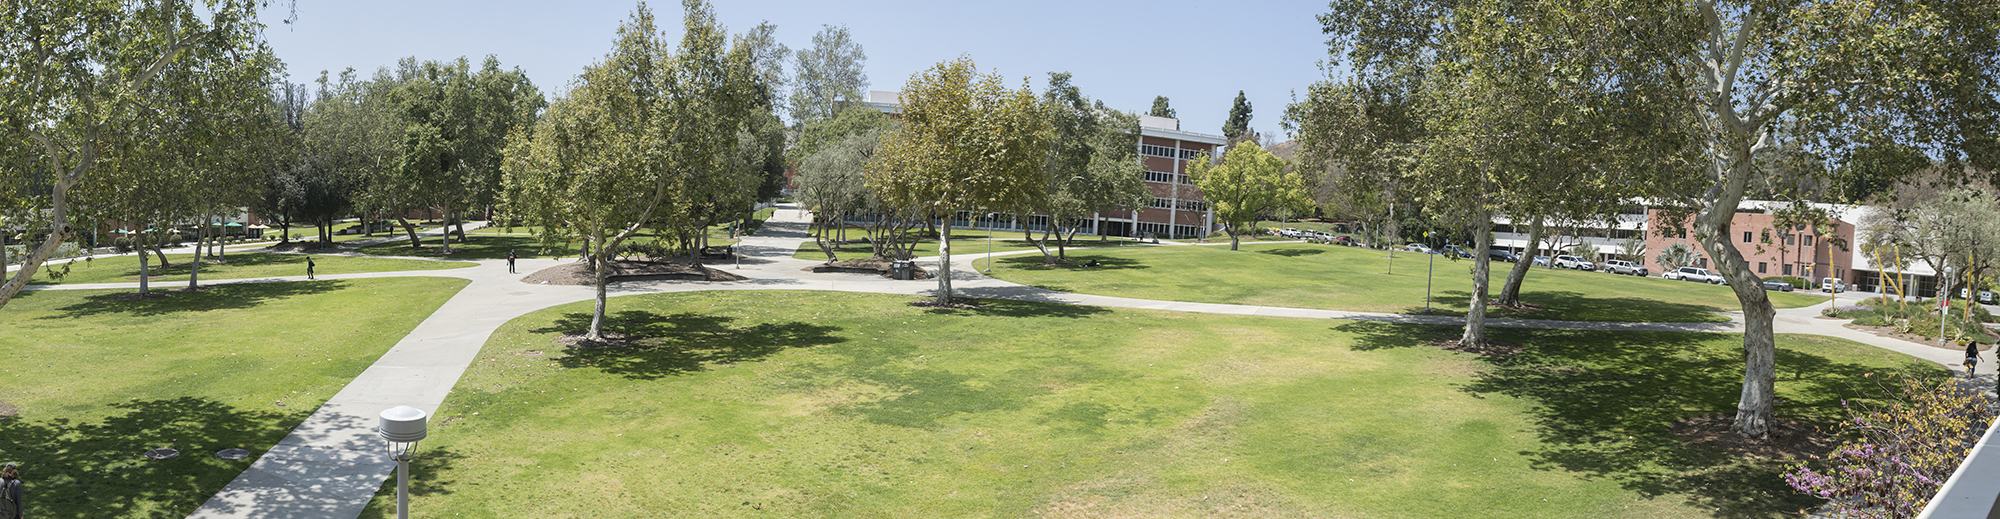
<box><xmin>0</xmin><ymin>277</ymin><xmax>468</xmax><ymax>518</ymax></box>
<box><xmin>28</xmin><ymin>252</ymin><xmax>470</xmax><ymax>285</ymax></box>
<box><xmin>793</xmin><ymin>229</ymin><xmax>1153</xmax><ymax>261</ymax></box>
<box><xmin>975</xmin><ymin>242</ymin><xmax>1831</xmax><ymax>323</ymax></box>
<box><xmin>359</xmin><ymin>290</ymin><xmax>1930</xmax><ymax>518</ymax></box>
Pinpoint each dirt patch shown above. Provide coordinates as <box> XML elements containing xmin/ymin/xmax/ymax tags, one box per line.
<box><xmin>908</xmin><ymin>298</ymin><xmax>987</xmax><ymax>310</ymax></box>
<box><xmin>0</xmin><ymin>402</ymin><xmax>18</xmax><ymax>419</ymax></box>
<box><xmin>1428</xmin><ymin>336</ymin><xmax>1525</xmax><ymax>357</ymax></box>
<box><xmin>551</xmin><ymin>330</ymin><xmax>642</xmax><ymax>349</ymax></box>
<box><xmin>1670</xmin><ymin>413</ymin><xmax>1835</xmax><ymax>460</ymax></box>
<box><xmin>806</xmin><ymin>257</ymin><xmax>931</xmax><ymax>279</ymax></box>
<box><xmin>521</xmin><ymin>257</ymin><xmax>748</xmax><ymax>285</ymax></box>
<box><xmin>1842</xmin><ymin>323</ymin><xmax>1993</xmax><ymax>351</ymax></box>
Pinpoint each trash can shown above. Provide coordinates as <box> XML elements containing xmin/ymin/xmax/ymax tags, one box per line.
<box><xmin>891</xmin><ymin>260</ymin><xmax>914</xmax><ymax>280</ymax></box>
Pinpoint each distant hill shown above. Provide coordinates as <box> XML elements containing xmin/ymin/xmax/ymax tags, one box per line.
<box><xmin>1267</xmin><ymin>140</ymin><xmax>1300</xmax><ymax>161</ymax></box>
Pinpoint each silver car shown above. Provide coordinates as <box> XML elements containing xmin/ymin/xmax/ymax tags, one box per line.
<box><xmin>1665</xmin><ymin>267</ymin><xmax>1723</xmax><ymax>284</ymax></box>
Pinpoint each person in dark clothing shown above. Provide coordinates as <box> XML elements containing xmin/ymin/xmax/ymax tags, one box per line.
<box><xmin>1</xmin><ymin>462</ymin><xmax>23</xmax><ymax>519</ymax></box>
<box><xmin>1968</xmin><ymin>342</ymin><xmax>1982</xmax><ymax>376</ymax></box>
<box><xmin>306</xmin><ymin>256</ymin><xmax>316</xmax><ymax>280</ymax></box>
<box><xmin>507</xmin><ymin>250</ymin><xmax>517</xmax><ymax>274</ymax></box>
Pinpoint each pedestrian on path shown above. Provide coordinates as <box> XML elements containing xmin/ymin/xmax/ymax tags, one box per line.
<box><xmin>507</xmin><ymin>250</ymin><xmax>517</xmax><ymax>274</ymax></box>
<box><xmin>1</xmin><ymin>462</ymin><xmax>24</xmax><ymax>519</ymax></box>
<box><xmin>306</xmin><ymin>256</ymin><xmax>316</xmax><ymax>280</ymax></box>
<box><xmin>1968</xmin><ymin>342</ymin><xmax>1982</xmax><ymax>376</ymax></box>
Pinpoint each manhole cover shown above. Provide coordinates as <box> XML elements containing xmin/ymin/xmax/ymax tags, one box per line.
<box><xmin>143</xmin><ymin>448</ymin><xmax>179</xmax><ymax>460</ymax></box>
<box><xmin>215</xmin><ymin>448</ymin><xmax>251</xmax><ymax>460</ymax></box>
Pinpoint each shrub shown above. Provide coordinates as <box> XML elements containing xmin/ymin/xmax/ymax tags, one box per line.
<box><xmin>1785</xmin><ymin>372</ymin><xmax>1993</xmax><ymax>519</ymax></box>
<box><xmin>1767</xmin><ymin>275</ymin><xmax>1811</xmax><ymax>290</ymax></box>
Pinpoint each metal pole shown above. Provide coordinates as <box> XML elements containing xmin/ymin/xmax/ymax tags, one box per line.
<box><xmin>397</xmin><ymin>454</ymin><xmax>410</xmax><ymax>519</ymax></box>
<box><xmin>1425</xmin><ymin>248</ymin><xmax>1436</xmax><ymax>313</ymax></box>
<box><xmin>985</xmin><ymin>214</ymin><xmax>994</xmax><ymax>273</ymax></box>
<box><xmin>1942</xmin><ymin>267</ymin><xmax>1954</xmax><ymax>345</ymax></box>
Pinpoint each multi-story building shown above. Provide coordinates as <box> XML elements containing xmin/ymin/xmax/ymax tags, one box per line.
<box><xmin>839</xmin><ymin>91</ymin><xmax>1224</xmax><ymax>239</ymax></box>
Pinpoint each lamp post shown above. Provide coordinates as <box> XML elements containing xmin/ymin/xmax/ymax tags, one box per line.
<box><xmin>1423</xmin><ymin>232</ymin><xmax>1437</xmax><ymax>314</ymax></box>
<box><xmin>984</xmin><ymin>212</ymin><xmax>996</xmax><ymax>273</ymax></box>
<box><xmin>379</xmin><ymin>405</ymin><xmax>429</xmax><ymax>519</ymax></box>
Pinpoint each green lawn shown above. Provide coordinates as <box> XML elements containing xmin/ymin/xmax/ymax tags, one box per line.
<box><xmin>361</xmin><ymin>290</ymin><xmax>1928</xmax><ymax>518</ymax></box>
<box><xmin>976</xmin><ymin>242</ymin><xmax>1830</xmax><ymax>323</ymax></box>
<box><xmin>0</xmin><ymin>277</ymin><xmax>469</xmax><ymax>518</ymax></box>
<box><xmin>358</xmin><ymin>234</ymin><xmax>588</xmax><ymax>261</ymax></box>
<box><xmin>28</xmin><ymin>252</ymin><xmax>470</xmax><ymax>285</ymax></box>
<box><xmin>793</xmin><ymin>229</ymin><xmax>1150</xmax><ymax>261</ymax></box>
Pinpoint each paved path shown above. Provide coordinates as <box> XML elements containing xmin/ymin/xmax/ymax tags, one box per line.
<box><xmin>74</xmin><ymin>203</ymin><xmax>1954</xmax><ymax>517</ymax></box>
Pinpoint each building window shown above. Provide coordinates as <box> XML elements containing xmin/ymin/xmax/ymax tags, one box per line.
<box><xmin>1784</xmin><ymin>234</ymin><xmax>1794</xmax><ymax>246</ymax></box>
<box><xmin>1804</xmin><ymin>235</ymin><xmax>1814</xmax><ymax>247</ymax></box>
<box><xmin>1176</xmin><ymin>200</ymin><xmax>1208</xmax><ymax>212</ymax></box>
<box><xmin>1698</xmin><ymin>258</ymin><xmax>1708</xmax><ymax>269</ymax></box>
<box><xmin>1179</xmin><ymin>174</ymin><xmax>1193</xmax><ymax>185</ymax></box>
<box><xmin>1783</xmin><ymin>264</ymin><xmax>1792</xmax><ymax>276</ymax></box>
<box><xmin>1758</xmin><ymin>262</ymin><xmax>1767</xmax><ymax>274</ymax></box>
<box><xmin>1743</xmin><ymin>231</ymin><xmax>1752</xmax><ymax>243</ymax></box>
<box><xmin>1143</xmin><ymin>171</ymin><xmax>1174</xmax><ymax>183</ymax></box>
<box><xmin>1149</xmin><ymin>198</ymin><xmax>1174</xmax><ymax>209</ymax></box>
<box><xmin>1178</xmin><ymin>148</ymin><xmax>1204</xmax><ymax>161</ymax></box>
<box><xmin>1140</xmin><ymin>145</ymin><xmax>1176</xmax><ymax>158</ymax></box>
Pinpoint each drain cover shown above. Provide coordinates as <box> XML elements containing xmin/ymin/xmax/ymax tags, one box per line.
<box><xmin>143</xmin><ymin>448</ymin><xmax>179</xmax><ymax>460</ymax></box>
<box><xmin>215</xmin><ymin>448</ymin><xmax>251</xmax><ymax>460</ymax></box>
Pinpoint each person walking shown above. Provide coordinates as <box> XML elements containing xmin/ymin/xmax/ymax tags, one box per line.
<box><xmin>1</xmin><ymin>462</ymin><xmax>24</xmax><ymax>519</ymax></box>
<box><xmin>1968</xmin><ymin>342</ymin><xmax>1983</xmax><ymax>376</ymax></box>
<box><xmin>306</xmin><ymin>256</ymin><xmax>316</xmax><ymax>280</ymax></box>
<box><xmin>507</xmin><ymin>250</ymin><xmax>517</xmax><ymax>274</ymax></box>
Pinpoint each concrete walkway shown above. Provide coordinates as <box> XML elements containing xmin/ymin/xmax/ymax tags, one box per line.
<box><xmin>114</xmin><ymin>203</ymin><xmax>1973</xmax><ymax>517</ymax></box>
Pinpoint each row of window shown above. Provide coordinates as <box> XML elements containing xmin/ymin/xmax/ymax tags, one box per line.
<box><xmin>1742</xmin><ymin>231</ymin><xmax>1814</xmax><ymax>247</ymax></box>
<box><xmin>1142</xmin><ymin>170</ymin><xmax>1194</xmax><ymax>185</ymax></box>
<box><xmin>1139</xmin><ymin>144</ymin><xmax>1209</xmax><ymax>161</ymax></box>
<box><xmin>1135</xmin><ymin>222</ymin><xmax>1206</xmax><ymax>240</ymax></box>
<box><xmin>1145</xmin><ymin>199</ymin><xmax>1210</xmax><ymax>212</ymax></box>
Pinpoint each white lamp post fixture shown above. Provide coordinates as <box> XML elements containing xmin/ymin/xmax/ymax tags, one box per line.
<box><xmin>985</xmin><ymin>212</ymin><xmax>996</xmax><ymax>273</ymax></box>
<box><xmin>1942</xmin><ymin>267</ymin><xmax>1955</xmax><ymax>345</ymax></box>
<box><xmin>378</xmin><ymin>405</ymin><xmax>429</xmax><ymax>519</ymax></box>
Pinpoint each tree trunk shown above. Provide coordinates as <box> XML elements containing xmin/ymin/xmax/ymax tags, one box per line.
<box><xmin>588</xmin><ymin>228</ymin><xmax>609</xmax><ymax>342</ymax></box>
<box><xmin>1700</xmin><ymin>140</ymin><xmax>1780</xmax><ymax>440</ymax></box>
<box><xmin>439</xmin><ymin>209</ymin><xmax>454</xmax><ymax>253</ymax></box>
<box><xmin>1228</xmin><ymin>227</ymin><xmax>1241</xmax><ymax>251</ymax></box>
<box><xmin>1461</xmin><ymin>219</ymin><xmax>1495</xmax><ymax>347</ymax></box>
<box><xmin>1496</xmin><ymin>217</ymin><xmax>1543</xmax><ymax>307</ymax></box>
<box><xmin>397</xmin><ymin>216</ymin><xmax>422</xmax><ymax>248</ymax></box>
<box><xmin>150</xmin><ymin>234</ymin><xmax>170</xmax><ymax>268</ymax></box>
<box><xmin>138</xmin><ymin>244</ymin><xmax>151</xmax><ymax>295</ymax></box>
<box><xmin>936</xmin><ymin>219</ymin><xmax>954</xmax><ymax>305</ymax></box>
<box><xmin>1026</xmin><ymin>228</ymin><xmax>1052</xmax><ymax>264</ymax></box>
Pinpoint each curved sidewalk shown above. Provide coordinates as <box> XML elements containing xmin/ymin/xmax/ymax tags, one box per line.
<box><xmin>183</xmin><ymin>204</ymin><xmax>1965</xmax><ymax>517</ymax></box>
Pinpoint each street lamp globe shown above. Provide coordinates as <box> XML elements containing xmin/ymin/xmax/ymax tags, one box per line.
<box><xmin>378</xmin><ymin>405</ymin><xmax>429</xmax><ymax>519</ymax></box>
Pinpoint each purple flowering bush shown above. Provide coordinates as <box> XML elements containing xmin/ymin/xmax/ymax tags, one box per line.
<box><xmin>1783</xmin><ymin>372</ymin><xmax>1994</xmax><ymax>518</ymax></box>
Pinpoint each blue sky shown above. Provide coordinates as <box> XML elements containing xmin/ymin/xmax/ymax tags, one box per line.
<box><xmin>258</xmin><ymin>0</ymin><xmax>1336</xmax><ymax>138</ymax></box>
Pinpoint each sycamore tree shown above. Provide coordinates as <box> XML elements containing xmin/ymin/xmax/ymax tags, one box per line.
<box><xmin>867</xmin><ymin>56</ymin><xmax>1050</xmax><ymax>305</ymax></box>
<box><xmin>792</xmin><ymin>106</ymin><xmax>897</xmax><ymax>255</ymax></box>
<box><xmin>1187</xmin><ymin>143</ymin><xmax>1312</xmax><ymax>251</ymax></box>
<box><xmin>0</xmin><ymin>0</ymin><xmax>283</xmax><ymax>310</ymax></box>
<box><xmin>304</xmin><ymin>69</ymin><xmax>395</xmax><ymax>245</ymax></box>
<box><xmin>1622</xmin><ymin>0</ymin><xmax>2000</xmax><ymax>438</ymax></box>
<box><xmin>504</xmin><ymin>0</ymin><xmax>757</xmax><ymax>341</ymax></box>
<box><xmin>790</xmin><ymin>24</ymin><xmax>868</xmax><ymax>128</ymax></box>
<box><xmin>1028</xmin><ymin>72</ymin><xmax>1150</xmax><ymax>263</ymax></box>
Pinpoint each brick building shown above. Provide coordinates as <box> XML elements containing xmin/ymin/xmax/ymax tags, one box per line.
<box><xmin>1641</xmin><ymin>201</ymin><xmax>1859</xmax><ymax>284</ymax></box>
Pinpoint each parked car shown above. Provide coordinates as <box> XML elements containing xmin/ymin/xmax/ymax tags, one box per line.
<box><xmin>1553</xmin><ymin>255</ymin><xmax>1597</xmax><ymax>271</ymax></box>
<box><xmin>1820</xmin><ymin>278</ymin><xmax>1846</xmax><ymax>293</ymax></box>
<box><xmin>1664</xmin><ymin>267</ymin><xmax>1723</xmax><ymax>284</ymax></box>
<box><xmin>1981</xmin><ymin>291</ymin><xmax>1996</xmax><ymax>305</ymax></box>
<box><xmin>1405</xmin><ymin>243</ymin><xmax>1433</xmax><ymax>254</ymax></box>
<box><xmin>1760</xmin><ymin>280</ymin><xmax>1795</xmax><ymax>292</ymax></box>
<box><xmin>1441</xmin><ymin>245</ymin><xmax>1474</xmax><ymax>258</ymax></box>
<box><xmin>1332</xmin><ymin>235</ymin><xmax>1358</xmax><ymax>246</ymax></box>
<box><xmin>1487</xmin><ymin>250</ymin><xmax>1519</xmax><ymax>263</ymax></box>
<box><xmin>1602</xmin><ymin>259</ymin><xmax>1649</xmax><ymax>277</ymax></box>
<box><xmin>1532</xmin><ymin>255</ymin><xmax>1550</xmax><ymax>267</ymax></box>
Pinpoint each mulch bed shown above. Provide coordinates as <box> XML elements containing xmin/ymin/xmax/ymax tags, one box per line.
<box><xmin>1428</xmin><ymin>336</ymin><xmax>1526</xmax><ymax>357</ymax></box>
<box><xmin>807</xmin><ymin>257</ymin><xmax>932</xmax><ymax>279</ymax></box>
<box><xmin>522</xmin><ymin>257</ymin><xmax>747</xmax><ymax>286</ymax></box>
<box><xmin>1842</xmin><ymin>323</ymin><xmax>1994</xmax><ymax>351</ymax></box>
<box><xmin>1670</xmin><ymin>413</ymin><xmax>1836</xmax><ymax>460</ymax></box>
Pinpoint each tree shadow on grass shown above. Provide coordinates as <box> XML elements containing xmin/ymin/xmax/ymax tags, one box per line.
<box><xmin>43</xmin><ymin>280</ymin><xmax>348</xmax><ymax>318</ymax></box>
<box><xmin>1430</xmin><ymin>290</ymin><xmax>1729</xmax><ymax>323</ymax></box>
<box><xmin>920</xmin><ymin>296</ymin><xmax>1111</xmax><ymax>319</ymax></box>
<box><xmin>1253</xmin><ymin>247</ymin><xmax>1326</xmax><ymax>257</ymax></box>
<box><xmin>995</xmin><ymin>254</ymin><xmax>1149</xmax><ymax>271</ymax></box>
<box><xmin>0</xmin><ymin>397</ymin><xmax>303</xmax><ymax>519</ymax></box>
<box><xmin>356</xmin><ymin>446</ymin><xmax>467</xmax><ymax>519</ymax></box>
<box><xmin>1461</xmin><ymin>328</ymin><xmax>1936</xmax><ymax>517</ymax></box>
<box><xmin>1330</xmin><ymin>320</ymin><xmax>1461</xmax><ymax>351</ymax></box>
<box><xmin>534</xmin><ymin>310</ymin><xmax>845</xmax><ymax>380</ymax></box>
